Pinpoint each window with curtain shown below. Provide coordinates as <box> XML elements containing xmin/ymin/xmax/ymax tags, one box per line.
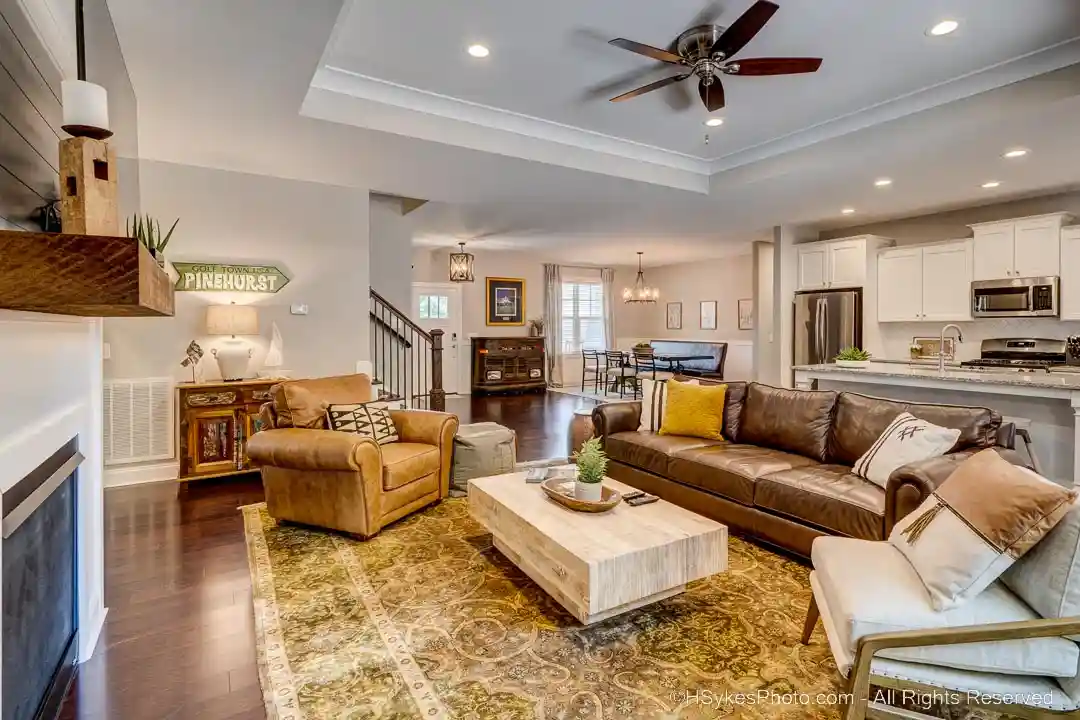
<box><xmin>561</xmin><ymin>281</ymin><xmax>605</xmax><ymax>353</ymax></box>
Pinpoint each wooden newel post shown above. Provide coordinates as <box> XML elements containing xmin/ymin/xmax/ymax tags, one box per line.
<box><xmin>430</xmin><ymin>329</ymin><xmax>445</xmax><ymax>411</ymax></box>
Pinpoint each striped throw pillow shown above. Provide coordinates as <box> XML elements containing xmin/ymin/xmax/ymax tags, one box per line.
<box><xmin>326</xmin><ymin>402</ymin><xmax>399</xmax><ymax>445</ymax></box>
<box><xmin>638</xmin><ymin>378</ymin><xmax>698</xmax><ymax>432</ymax></box>
<box><xmin>853</xmin><ymin>412</ymin><xmax>960</xmax><ymax>488</ymax></box>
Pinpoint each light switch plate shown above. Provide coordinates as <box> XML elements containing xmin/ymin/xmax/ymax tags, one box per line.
<box><xmin>290</xmin><ymin>304</ymin><xmax>309</xmax><ymax>315</ymax></box>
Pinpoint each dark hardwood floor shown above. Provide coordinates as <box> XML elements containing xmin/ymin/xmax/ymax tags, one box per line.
<box><xmin>59</xmin><ymin>391</ymin><xmax>597</xmax><ymax>720</ymax></box>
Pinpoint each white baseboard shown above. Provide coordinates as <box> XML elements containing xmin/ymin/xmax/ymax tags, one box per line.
<box><xmin>104</xmin><ymin>461</ymin><xmax>179</xmax><ymax>488</ymax></box>
<box><xmin>78</xmin><ymin>606</ymin><xmax>107</xmax><ymax>663</ymax></box>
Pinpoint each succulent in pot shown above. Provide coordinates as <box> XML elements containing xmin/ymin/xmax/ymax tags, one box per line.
<box><xmin>834</xmin><ymin>347</ymin><xmax>872</xmax><ymax>368</ymax></box>
<box><xmin>574</xmin><ymin>437</ymin><xmax>607</xmax><ymax>502</ymax></box>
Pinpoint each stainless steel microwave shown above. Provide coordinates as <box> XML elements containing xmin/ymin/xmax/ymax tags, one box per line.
<box><xmin>971</xmin><ymin>277</ymin><xmax>1059</xmax><ymax>318</ymax></box>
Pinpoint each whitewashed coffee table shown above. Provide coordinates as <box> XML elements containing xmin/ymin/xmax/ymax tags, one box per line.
<box><xmin>468</xmin><ymin>471</ymin><xmax>728</xmax><ymax>625</ymax></box>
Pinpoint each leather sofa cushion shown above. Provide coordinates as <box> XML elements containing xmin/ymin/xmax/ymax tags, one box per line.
<box><xmin>606</xmin><ymin>431</ymin><xmax>723</xmax><ymax>476</ymax></box>
<box><xmin>381</xmin><ymin>442</ymin><xmax>440</xmax><ymax>491</ymax></box>
<box><xmin>739</xmin><ymin>384</ymin><xmax>838</xmax><ymax>461</ymax></box>
<box><xmin>756</xmin><ymin>465</ymin><xmax>885</xmax><ymax>540</ymax></box>
<box><xmin>271</xmin><ymin>374</ymin><xmax>374</xmax><ymax>429</ymax></box>
<box><xmin>812</xmin><ymin>536</ymin><xmax>1079</xmax><ymax>678</ymax></box>
<box><xmin>669</xmin><ymin>444</ymin><xmax>817</xmax><ymax>506</ymax></box>
<box><xmin>678</xmin><ymin>377</ymin><xmax>747</xmax><ymax>442</ymax></box>
<box><xmin>829</xmin><ymin>392</ymin><xmax>1001</xmax><ymax>466</ymax></box>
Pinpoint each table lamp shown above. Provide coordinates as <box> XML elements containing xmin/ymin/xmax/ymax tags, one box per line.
<box><xmin>206</xmin><ymin>303</ymin><xmax>258</xmax><ymax>381</ymax></box>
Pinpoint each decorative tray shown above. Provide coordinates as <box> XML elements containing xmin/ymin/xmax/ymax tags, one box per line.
<box><xmin>541</xmin><ymin>478</ymin><xmax>622</xmax><ymax>513</ymax></box>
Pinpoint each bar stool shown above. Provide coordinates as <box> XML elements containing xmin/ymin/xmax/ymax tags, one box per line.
<box><xmin>1003</xmin><ymin>415</ymin><xmax>1044</xmax><ymax>475</ymax></box>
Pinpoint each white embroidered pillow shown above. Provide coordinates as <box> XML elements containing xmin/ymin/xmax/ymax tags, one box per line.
<box><xmin>853</xmin><ymin>412</ymin><xmax>961</xmax><ymax>488</ymax></box>
<box><xmin>889</xmin><ymin>449</ymin><xmax>1077</xmax><ymax>611</ymax></box>
<box><xmin>326</xmin><ymin>402</ymin><xmax>399</xmax><ymax>445</ymax></box>
<box><xmin>638</xmin><ymin>378</ymin><xmax>698</xmax><ymax>432</ymax></box>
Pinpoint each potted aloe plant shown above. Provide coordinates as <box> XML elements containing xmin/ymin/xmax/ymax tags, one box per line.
<box><xmin>835</xmin><ymin>346</ymin><xmax>872</xmax><ymax>369</ymax></box>
<box><xmin>127</xmin><ymin>214</ymin><xmax>179</xmax><ymax>268</ymax></box>
<box><xmin>575</xmin><ymin>437</ymin><xmax>607</xmax><ymax>502</ymax></box>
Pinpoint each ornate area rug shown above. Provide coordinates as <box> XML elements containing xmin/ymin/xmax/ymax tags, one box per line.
<box><xmin>242</xmin><ymin>499</ymin><xmax>1006</xmax><ymax>719</ymax></box>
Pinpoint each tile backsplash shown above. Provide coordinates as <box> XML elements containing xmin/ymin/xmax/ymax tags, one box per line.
<box><xmin>878</xmin><ymin>318</ymin><xmax>1080</xmax><ymax>361</ymax></box>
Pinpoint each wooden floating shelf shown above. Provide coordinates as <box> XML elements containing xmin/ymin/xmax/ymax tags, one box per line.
<box><xmin>0</xmin><ymin>230</ymin><xmax>174</xmax><ymax>317</ymax></box>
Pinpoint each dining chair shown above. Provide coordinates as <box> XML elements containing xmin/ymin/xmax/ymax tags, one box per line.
<box><xmin>581</xmin><ymin>349</ymin><xmax>601</xmax><ymax>393</ymax></box>
<box><xmin>602</xmin><ymin>351</ymin><xmax>639</xmax><ymax>399</ymax></box>
<box><xmin>632</xmin><ymin>349</ymin><xmax>674</xmax><ymax>383</ymax></box>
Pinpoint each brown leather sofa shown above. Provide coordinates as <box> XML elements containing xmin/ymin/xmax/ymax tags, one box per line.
<box><xmin>593</xmin><ymin>382</ymin><xmax>1023</xmax><ymax>558</ymax></box>
<box><xmin>246</xmin><ymin>374</ymin><xmax>459</xmax><ymax>538</ymax></box>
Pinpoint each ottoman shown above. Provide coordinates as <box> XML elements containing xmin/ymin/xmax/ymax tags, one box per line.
<box><xmin>450</xmin><ymin>422</ymin><xmax>517</xmax><ymax>497</ymax></box>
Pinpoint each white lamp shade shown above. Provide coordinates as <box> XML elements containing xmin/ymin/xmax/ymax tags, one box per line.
<box><xmin>61</xmin><ymin>80</ymin><xmax>110</xmax><ymax>132</ymax></box>
<box><xmin>206</xmin><ymin>305</ymin><xmax>258</xmax><ymax>336</ymax></box>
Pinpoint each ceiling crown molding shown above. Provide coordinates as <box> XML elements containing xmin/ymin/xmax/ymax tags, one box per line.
<box><xmin>302</xmin><ymin>65</ymin><xmax>712</xmax><ymax>193</ymax></box>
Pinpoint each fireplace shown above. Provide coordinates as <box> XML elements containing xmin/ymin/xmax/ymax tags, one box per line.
<box><xmin>2</xmin><ymin>438</ymin><xmax>81</xmax><ymax>720</ymax></box>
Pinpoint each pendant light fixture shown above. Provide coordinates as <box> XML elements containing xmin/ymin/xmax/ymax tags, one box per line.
<box><xmin>62</xmin><ymin>0</ymin><xmax>112</xmax><ymax>139</ymax></box>
<box><xmin>623</xmin><ymin>251</ymin><xmax>659</xmax><ymax>304</ymax></box>
<box><xmin>448</xmin><ymin>242</ymin><xmax>475</xmax><ymax>282</ymax></box>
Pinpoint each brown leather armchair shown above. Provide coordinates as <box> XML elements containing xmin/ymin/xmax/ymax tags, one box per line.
<box><xmin>246</xmin><ymin>374</ymin><xmax>459</xmax><ymax>538</ymax></box>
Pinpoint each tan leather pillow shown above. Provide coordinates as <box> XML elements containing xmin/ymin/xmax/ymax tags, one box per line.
<box><xmin>271</xmin><ymin>374</ymin><xmax>373</xmax><ymax>428</ymax></box>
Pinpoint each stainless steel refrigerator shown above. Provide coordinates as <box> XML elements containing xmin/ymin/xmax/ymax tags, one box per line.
<box><xmin>793</xmin><ymin>288</ymin><xmax>862</xmax><ymax>366</ymax></box>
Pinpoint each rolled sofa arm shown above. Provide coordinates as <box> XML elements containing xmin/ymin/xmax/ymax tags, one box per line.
<box><xmin>592</xmin><ymin>402</ymin><xmax>642</xmax><ymax>447</ymax></box>
<box><xmin>388</xmin><ymin>410</ymin><xmax>458</xmax><ymax>448</ymax></box>
<box><xmin>247</xmin><ymin>428</ymin><xmax>382</xmax><ymax>473</ymax></box>
<box><xmin>884</xmin><ymin>446</ymin><xmax>1029</xmax><ymax>534</ymax></box>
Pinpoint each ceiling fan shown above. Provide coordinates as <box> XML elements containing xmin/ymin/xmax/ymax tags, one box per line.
<box><xmin>606</xmin><ymin>1</ymin><xmax>821</xmax><ymax>112</ymax></box>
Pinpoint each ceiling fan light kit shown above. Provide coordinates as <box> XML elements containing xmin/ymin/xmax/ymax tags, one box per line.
<box><xmin>606</xmin><ymin>1</ymin><xmax>822</xmax><ymax>112</ymax></box>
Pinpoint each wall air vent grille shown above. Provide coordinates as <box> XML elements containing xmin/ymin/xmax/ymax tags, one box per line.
<box><xmin>103</xmin><ymin>378</ymin><xmax>173</xmax><ymax>465</ymax></box>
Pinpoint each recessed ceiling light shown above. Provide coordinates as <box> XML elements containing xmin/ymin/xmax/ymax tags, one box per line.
<box><xmin>928</xmin><ymin>20</ymin><xmax>959</xmax><ymax>36</ymax></box>
<box><xmin>467</xmin><ymin>44</ymin><xmax>490</xmax><ymax>58</ymax></box>
<box><xmin>982</xmin><ymin>181</ymin><xmax>1002</xmax><ymax>189</ymax></box>
<box><xmin>1004</xmin><ymin>148</ymin><xmax>1029</xmax><ymax>158</ymax></box>
<box><xmin>874</xmin><ymin>178</ymin><xmax>893</xmax><ymax>187</ymax></box>
<box><xmin>841</xmin><ymin>208</ymin><xmax>856</xmax><ymax>215</ymax></box>
<box><xmin>704</xmin><ymin>118</ymin><xmax>724</xmax><ymax>127</ymax></box>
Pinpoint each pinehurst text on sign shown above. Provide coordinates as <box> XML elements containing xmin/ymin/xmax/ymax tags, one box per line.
<box><xmin>172</xmin><ymin>263</ymin><xmax>291</xmax><ymax>294</ymax></box>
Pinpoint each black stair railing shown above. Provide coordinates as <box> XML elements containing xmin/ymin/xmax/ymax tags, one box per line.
<box><xmin>369</xmin><ymin>288</ymin><xmax>444</xmax><ymax>411</ymax></box>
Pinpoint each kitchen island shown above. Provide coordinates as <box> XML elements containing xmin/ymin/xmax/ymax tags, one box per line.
<box><xmin>794</xmin><ymin>362</ymin><xmax>1080</xmax><ymax>486</ymax></box>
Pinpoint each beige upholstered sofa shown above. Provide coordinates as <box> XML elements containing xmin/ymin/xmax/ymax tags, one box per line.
<box><xmin>246</xmin><ymin>374</ymin><xmax>458</xmax><ymax>538</ymax></box>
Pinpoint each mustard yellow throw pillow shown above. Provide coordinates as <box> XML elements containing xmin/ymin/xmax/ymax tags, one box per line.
<box><xmin>658</xmin><ymin>380</ymin><xmax>727</xmax><ymax>440</ymax></box>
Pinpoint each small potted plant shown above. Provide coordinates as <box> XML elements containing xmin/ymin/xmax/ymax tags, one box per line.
<box><xmin>575</xmin><ymin>437</ymin><xmax>607</xmax><ymax>502</ymax></box>
<box><xmin>528</xmin><ymin>317</ymin><xmax>545</xmax><ymax>337</ymax></box>
<box><xmin>909</xmin><ymin>343</ymin><xmax>923</xmax><ymax>360</ymax></box>
<box><xmin>633</xmin><ymin>341</ymin><xmax>653</xmax><ymax>355</ymax></box>
<box><xmin>835</xmin><ymin>347</ymin><xmax>872</xmax><ymax>369</ymax></box>
<box><xmin>127</xmin><ymin>214</ymin><xmax>179</xmax><ymax>268</ymax></box>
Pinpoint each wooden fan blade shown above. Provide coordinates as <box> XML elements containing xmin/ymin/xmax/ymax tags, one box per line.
<box><xmin>698</xmin><ymin>79</ymin><xmax>725</xmax><ymax>112</ymax></box>
<box><xmin>611</xmin><ymin>74</ymin><xmax>691</xmax><ymax>102</ymax></box>
<box><xmin>727</xmin><ymin>57</ymin><xmax>822</xmax><ymax>75</ymax></box>
<box><xmin>609</xmin><ymin>38</ymin><xmax>684</xmax><ymax>65</ymax></box>
<box><xmin>711</xmin><ymin>0</ymin><xmax>779</xmax><ymax>59</ymax></box>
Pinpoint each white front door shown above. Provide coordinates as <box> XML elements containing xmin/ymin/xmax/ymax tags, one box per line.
<box><xmin>412</xmin><ymin>283</ymin><xmax>463</xmax><ymax>395</ymax></box>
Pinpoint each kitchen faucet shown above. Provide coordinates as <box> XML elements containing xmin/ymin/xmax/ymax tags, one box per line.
<box><xmin>939</xmin><ymin>324</ymin><xmax>964</xmax><ymax>372</ymax></box>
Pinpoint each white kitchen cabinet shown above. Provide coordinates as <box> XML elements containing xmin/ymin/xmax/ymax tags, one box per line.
<box><xmin>797</xmin><ymin>245</ymin><xmax>828</xmax><ymax>291</ymax></box>
<box><xmin>1061</xmin><ymin>226</ymin><xmax>1080</xmax><ymax>320</ymax></box>
<box><xmin>828</xmin><ymin>239</ymin><xmax>867</xmax><ymax>289</ymax></box>
<box><xmin>877</xmin><ymin>247</ymin><xmax>923</xmax><ymax>322</ymax></box>
<box><xmin>796</xmin><ymin>236</ymin><xmax>890</xmax><ymax>291</ymax></box>
<box><xmin>970</xmin><ymin>213</ymin><xmax>1072</xmax><ymax>280</ymax></box>
<box><xmin>922</xmin><ymin>241</ymin><xmax>973</xmax><ymax>321</ymax></box>
<box><xmin>1014</xmin><ymin>216</ymin><xmax>1062</xmax><ymax>278</ymax></box>
<box><xmin>877</xmin><ymin>240</ymin><xmax>972</xmax><ymax>322</ymax></box>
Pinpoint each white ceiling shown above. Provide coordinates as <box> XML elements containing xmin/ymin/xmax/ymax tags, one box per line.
<box><xmin>106</xmin><ymin>0</ymin><xmax>1080</xmax><ymax>265</ymax></box>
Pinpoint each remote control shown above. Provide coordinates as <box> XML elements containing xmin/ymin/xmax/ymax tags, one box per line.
<box><xmin>627</xmin><ymin>494</ymin><xmax>659</xmax><ymax>506</ymax></box>
<box><xmin>525</xmin><ymin>468</ymin><xmax>547</xmax><ymax>483</ymax></box>
<box><xmin>622</xmin><ymin>490</ymin><xmax>645</xmax><ymax>500</ymax></box>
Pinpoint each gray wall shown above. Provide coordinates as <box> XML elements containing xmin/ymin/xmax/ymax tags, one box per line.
<box><xmin>369</xmin><ymin>196</ymin><xmax>414</xmax><ymax>313</ymax></box>
<box><xmin>104</xmin><ymin>160</ymin><xmax>371</xmax><ymax>381</ymax></box>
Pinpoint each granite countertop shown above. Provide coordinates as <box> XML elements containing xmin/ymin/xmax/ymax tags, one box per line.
<box><xmin>793</xmin><ymin>361</ymin><xmax>1080</xmax><ymax>391</ymax></box>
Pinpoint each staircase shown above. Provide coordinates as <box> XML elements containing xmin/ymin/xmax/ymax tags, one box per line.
<box><xmin>369</xmin><ymin>288</ymin><xmax>445</xmax><ymax>411</ymax></box>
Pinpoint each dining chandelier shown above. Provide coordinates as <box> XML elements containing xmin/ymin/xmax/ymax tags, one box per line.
<box><xmin>623</xmin><ymin>251</ymin><xmax>659</xmax><ymax>304</ymax></box>
<box><xmin>448</xmin><ymin>242</ymin><xmax>475</xmax><ymax>282</ymax></box>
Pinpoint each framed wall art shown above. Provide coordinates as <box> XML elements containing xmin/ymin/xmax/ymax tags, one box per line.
<box><xmin>486</xmin><ymin>277</ymin><xmax>525</xmax><ymax>326</ymax></box>
<box><xmin>666</xmin><ymin>302</ymin><xmax>682</xmax><ymax>330</ymax></box>
<box><xmin>738</xmin><ymin>299</ymin><xmax>754</xmax><ymax>330</ymax></box>
<box><xmin>699</xmin><ymin>301</ymin><xmax>717</xmax><ymax>330</ymax></box>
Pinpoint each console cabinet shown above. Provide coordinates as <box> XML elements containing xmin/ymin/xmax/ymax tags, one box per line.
<box><xmin>177</xmin><ymin>379</ymin><xmax>277</xmax><ymax>481</ymax></box>
<box><xmin>471</xmin><ymin>337</ymin><xmax>546</xmax><ymax>395</ymax></box>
